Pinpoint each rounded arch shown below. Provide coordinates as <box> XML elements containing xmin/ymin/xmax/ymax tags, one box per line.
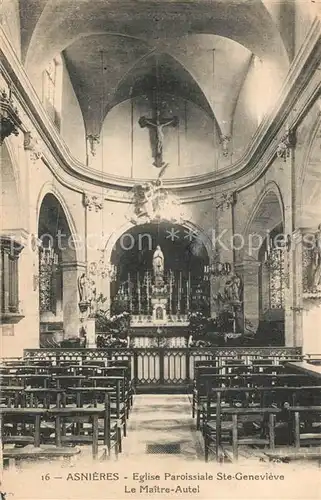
<box><xmin>297</xmin><ymin>108</ymin><xmax>321</xmax><ymax>228</ymax></box>
<box><xmin>241</xmin><ymin>181</ymin><xmax>285</xmax><ymax>261</ymax></box>
<box><xmin>36</xmin><ymin>183</ymin><xmax>80</xmax><ymax>263</ymax></box>
<box><xmin>103</xmin><ymin>218</ymin><xmax>214</xmax><ymax>266</ymax></box>
<box><xmin>1</xmin><ymin>141</ymin><xmax>21</xmax><ymax>230</ymax></box>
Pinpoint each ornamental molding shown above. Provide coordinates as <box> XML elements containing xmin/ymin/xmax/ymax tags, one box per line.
<box><xmin>0</xmin><ymin>19</ymin><xmax>320</xmax><ymax>198</ymax></box>
<box><xmin>23</xmin><ymin>131</ymin><xmax>43</xmax><ymax>161</ymax></box>
<box><xmin>219</xmin><ymin>135</ymin><xmax>231</xmax><ymax>157</ymax></box>
<box><xmin>276</xmin><ymin>127</ymin><xmax>296</xmax><ymax>161</ymax></box>
<box><xmin>215</xmin><ymin>191</ymin><xmax>237</xmax><ymax>211</ymax></box>
<box><xmin>83</xmin><ymin>193</ymin><xmax>104</xmax><ymax>211</ymax></box>
<box><xmin>0</xmin><ymin>87</ymin><xmax>22</xmax><ymax>143</ymax></box>
<box><xmin>86</xmin><ymin>134</ymin><xmax>100</xmax><ymax>157</ymax></box>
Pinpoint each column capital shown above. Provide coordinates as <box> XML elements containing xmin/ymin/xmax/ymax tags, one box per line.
<box><xmin>83</xmin><ymin>192</ymin><xmax>103</xmax><ymax>211</ymax></box>
<box><xmin>215</xmin><ymin>191</ymin><xmax>237</xmax><ymax>211</ymax></box>
<box><xmin>23</xmin><ymin>131</ymin><xmax>43</xmax><ymax>162</ymax></box>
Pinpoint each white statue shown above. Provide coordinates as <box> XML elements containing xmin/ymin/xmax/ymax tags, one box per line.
<box><xmin>153</xmin><ymin>245</ymin><xmax>164</xmax><ymax>279</ymax></box>
<box><xmin>78</xmin><ymin>273</ymin><xmax>90</xmax><ymax>302</ymax></box>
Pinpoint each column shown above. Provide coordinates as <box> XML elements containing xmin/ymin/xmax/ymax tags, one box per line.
<box><xmin>2</xmin><ymin>246</ymin><xmax>10</xmax><ymax>313</ymax></box>
<box><xmin>61</xmin><ymin>261</ymin><xmax>86</xmax><ymax>339</ymax></box>
<box><xmin>215</xmin><ymin>191</ymin><xmax>236</xmax><ymax>264</ymax></box>
<box><xmin>235</xmin><ymin>260</ymin><xmax>261</xmax><ymax>334</ymax></box>
<box><xmin>276</xmin><ymin>126</ymin><xmax>296</xmax><ymax>346</ymax></box>
<box><xmin>296</xmin><ymin>227</ymin><xmax>321</xmax><ymax>354</ymax></box>
<box><xmin>210</xmin><ymin>192</ymin><xmax>236</xmax><ymax>318</ymax></box>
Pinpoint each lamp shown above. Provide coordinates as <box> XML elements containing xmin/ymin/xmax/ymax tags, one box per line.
<box><xmin>88</xmin><ymin>251</ymin><xmax>118</xmax><ymax>281</ymax></box>
<box><xmin>39</xmin><ymin>240</ymin><xmax>58</xmax><ymax>266</ymax></box>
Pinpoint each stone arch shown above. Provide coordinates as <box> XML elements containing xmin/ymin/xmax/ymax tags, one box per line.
<box><xmin>0</xmin><ymin>141</ymin><xmax>21</xmax><ymax>231</ymax></box>
<box><xmin>103</xmin><ymin>218</ymin><xmax>214</xmax><ymax>265</ymax></box>
<box><xmin>37</xmin><ymin>189</ymin><xmax>85</xmax><ymax>340</ymax></box>
<box><xmin>297</xmin><ymin>109</ymin><xmax>321</xmax><ymax>228</ymax></box>
<box><xmin>104</xmin><ymin>218</ymin><xmax>212</xmax><ymax>317</ymax></box>
<box><xmin>241</xmin><ymin>181</ymin><xmax>284</xmax><ymax>261</ymax></box>
<box><xmin>36</xmin><ymin>182</ymin><xmax>80</xmax><ymax>263</ymax></box>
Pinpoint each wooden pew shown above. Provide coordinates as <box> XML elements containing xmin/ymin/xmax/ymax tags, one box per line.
<box><xmin>89</xmin><ymin>376</ymin><xmax>127</xmax><ymax>437</ymax></box>
<box><xmin>66</xmin><ymin>387</ymin><xmax>121</xmax><ymax>456</ymax></box>
<box><xmin>203</xmin><ymin>398</ymin><xmax>280</xmax><ymax>462</ymax></box>
<box><xmin>47</xmin><ymin>397</ymin><xmax>118</xmax><ymax>460</ymax></box>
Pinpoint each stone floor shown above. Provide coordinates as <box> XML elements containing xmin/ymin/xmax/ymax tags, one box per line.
<box><xmin>122</xmin><ymin>394</ymin><xmax>204</xmax><ymax>462</ymax></box>
<box><xmin>1</xmin><ymin>394</ymin><xmax>321</xmax><ymax>499</ymax></box>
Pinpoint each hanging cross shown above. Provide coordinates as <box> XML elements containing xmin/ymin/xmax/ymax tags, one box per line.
<box><xmin>139</xmin><ymin>109</ymin><xmax>179</xmax><ymax>168</ymax></box>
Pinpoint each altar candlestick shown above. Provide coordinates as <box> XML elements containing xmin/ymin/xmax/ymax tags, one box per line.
<box><xmin>186</xmin><ymin>279</ymin><xmax>190</xmax><ymax>311</ymax></box>
<box><xmin>128</xmin><ymin>272</ymin><xmax>132</xmax><ymax>312</ymax></box>
<box><xmin>177</xmin><ymin>271</ymin><xmax>182</xmax><ymax>314</ymax></box>
<box><xmin>137</xmin><ymin>271</ymin><xmax>141</xmax><ymax>314</ymax></box>
<box><xmin>169</xmin><ymin>271</ymin><xmax>173</xmax><ymax>315</ymax></box>
<box><xmin>146</xmin><ymin>271</ymin><xmax>150</xmax><ymax>315</ymax></box>
<box><xmin>188</xmin><ymin>272</ymin><xmax>191</xmax><ymax>309</ymax></box>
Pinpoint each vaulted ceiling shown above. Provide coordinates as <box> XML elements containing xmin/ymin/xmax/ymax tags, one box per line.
<box><xmin>20</xmin><ymin>0</ymin><xmax>290</xmax><ymax>138</ymax></box>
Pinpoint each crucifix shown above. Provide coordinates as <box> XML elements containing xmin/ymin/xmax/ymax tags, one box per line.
<box><xmin>138</xmin><ymin>60</ymin><xmax>179</xmax><ymax>171</ymax></box>
<box><xmin>139</xmin><ymin>110</ymin><xmax>179</xmax><ymax>168</ymax></box>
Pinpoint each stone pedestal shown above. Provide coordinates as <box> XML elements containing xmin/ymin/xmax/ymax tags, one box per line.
<box><xmin>236</xmin><ymin>260</ymin><xmax>261</xmax><ymax>333</ymax></box>
<box><xmin>85</xmin><ymin>317</ymin><xmax>96</xmax><ymax>348</ymax></box>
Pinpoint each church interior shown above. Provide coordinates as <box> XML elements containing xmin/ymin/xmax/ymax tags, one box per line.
<box><xmin>1</xmin><ymin>0</ymin><xmax>321</xmax><ymax>490</ymax></box>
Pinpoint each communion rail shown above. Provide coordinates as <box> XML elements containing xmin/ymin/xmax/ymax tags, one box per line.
<box><xmin>24</xmin><ymin>347</ymin><xmax>302</xmax><ymax>391</ymax></box>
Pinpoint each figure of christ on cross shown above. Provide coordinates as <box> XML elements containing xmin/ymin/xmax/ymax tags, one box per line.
<box><xmin>139</xmin><ymin>109</ymin><xmax>179</xmax><ymax>168</ymax></box>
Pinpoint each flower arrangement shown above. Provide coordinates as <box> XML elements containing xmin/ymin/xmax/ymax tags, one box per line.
<box><xmin>96</xmin><ymin>334</ymin><xmax>127</xmax><ymax>349</ymax></box>
<box><xmin>91</xmin><ymin>292</ymin><xmax>131</xmax><ymax>348</ymax></box>
<box><xmin>188</xmin><ymin>312</ymin><xmax>223</xmax><ymax>337</ymax></box>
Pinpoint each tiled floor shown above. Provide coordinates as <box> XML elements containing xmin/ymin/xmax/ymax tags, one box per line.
<box><xmin>122</xmin><ymin>394</ymin><xmax>204</xmax><ymax>462</ymax></box>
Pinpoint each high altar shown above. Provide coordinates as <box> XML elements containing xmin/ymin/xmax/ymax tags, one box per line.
<box><xmin>110</xmin><ymin>242</ymin><xmax>210</xmax><ymax>348</ymax></box>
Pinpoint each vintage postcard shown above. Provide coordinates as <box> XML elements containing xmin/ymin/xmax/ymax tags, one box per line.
<box><xmin>1</xmin><ymin>0</ymin><xmax>321</xmax><ymax>499</ymax></box>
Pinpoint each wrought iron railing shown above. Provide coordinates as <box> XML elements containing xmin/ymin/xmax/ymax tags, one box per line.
<box><xmin>24</xmin><ymin>346</ymin><xmax>303</xmax><ymax>388</ymax></box>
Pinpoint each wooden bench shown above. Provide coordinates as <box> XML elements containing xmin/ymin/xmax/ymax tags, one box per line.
<box><xmin>47</xmin><ymin>397</ymin><xmax>120</xmax><ymax>460</ymax></box>
<box><xmin>203</xmin><ymin>403</ymin><xmax>281</xmax><ymax>462</ymax></box>
<box><xmin>201</xmin><ymin>383</ymin><xmax>321</xmax><ymax>461</ymax></box>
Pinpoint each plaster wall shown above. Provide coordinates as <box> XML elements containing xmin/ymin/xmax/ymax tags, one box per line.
<box><xmin>60</xmin><ymin>58</ymin><xmax>87</xmax><ymax>164</ymax></box>
<box><xmin>89</xmin><ymin>96</ymin><xmax>218</xmax><ymax>179</ymax></box>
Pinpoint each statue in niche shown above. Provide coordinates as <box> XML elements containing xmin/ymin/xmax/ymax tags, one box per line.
<box><xmin>311</xmin><ymin>224</ymin><xmax>321</xmax><ymax>290</ymax></box>
<box><xmin>153</xmin><ymin>245</ymin><xmax>164</xmax><ymax>281</ymax></box>
<box><xmin>156</xmin><ymin>306</ymin><xmax>164</xmax><ymax>320</ymax></box>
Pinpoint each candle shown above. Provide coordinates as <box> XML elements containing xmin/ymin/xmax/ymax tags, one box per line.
<box><xmin>128</xmin><ymin>272</ymin><xmax>132</xmax><ymax>312</ymax></box>
<box><xmin>137</xmin><ymin>271</ymin><xmax>141</xmax><ymax>314</ymax></box>
<box><xmin>177</xmin><ymin>271</ymin><xmax>182</xmax><ymax>314</ymax></box>
<box><xmin>146</xmin><ymin>271</ymin><xmax>150</xmax><ymax>315</ymax></box>
<box><xmin>169</xmin><ymin>271</ymin><xmax>173</xmax><ymax>315</ymax></box>
<box><xmin>186</xmin><ymin>279</ymin><xmax>190</xmax><ymax>311</ymax></box>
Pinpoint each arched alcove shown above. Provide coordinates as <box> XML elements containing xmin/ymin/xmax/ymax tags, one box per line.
<box><xmin>1</xmin><ymin>142</ymin><xmax>21</xmax><ymax>231</ymax></box>
<box><xmin>37</xmin><ymin>193</ymin><xmax>79</xmax><ymax>342</ymax></box>
<box><xmin>241</xmin><ymin>185</ymin><xmax>285</xmax><ymax>345</ymax></box>
<box><xmin>298</xmin><ymin>111</ymin><xmax>321</xmax><ymax>228</ymax></box>
<box><xmin>109</xmin><ymin>221</ymin><xmax>210</xmax><ymax>317</ymax></box>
